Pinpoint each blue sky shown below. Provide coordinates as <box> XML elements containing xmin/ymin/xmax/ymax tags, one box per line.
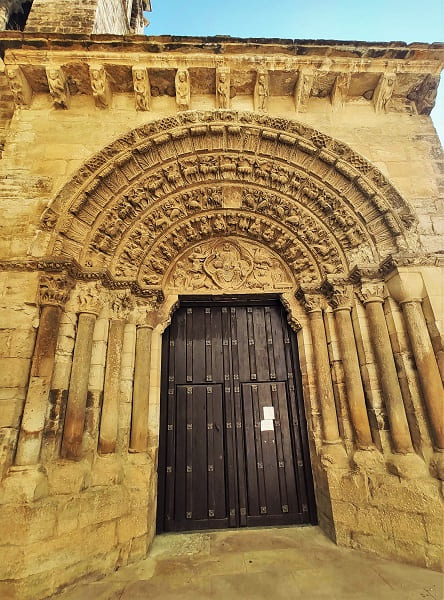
<box><xmin>144</xmin><ymin>0</ymin><xmax>444</xmax><ymax>142</ymax></box>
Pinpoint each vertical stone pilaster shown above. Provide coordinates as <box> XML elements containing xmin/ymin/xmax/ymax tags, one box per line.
<box><xmin>130</xmin><ymin>323</ymin><xmax>153</xmax><ymax>453</ymax></box>
<box><xmin>358</xmin><ymin>283</ymin><xmax>414</xmax><ymax>454</ymax></box>
<box><xmin>386</xmin><ymin>271</ymin><xmax>444</xmax><ymax>450</ymax></box>
<box><xmin>15</xmin><ymin>273</ymin><xmax>73</xmax><ymax>466</ymax></box>
<box><xmin>296</xmin><ymin>289</ymin><xmax>341</xmax><ymax>446</ymax></box>
<box><xmin>325</xmin><ymin>283</ymin><xmax>374</xmax><ymax>449</ymax></box>
<box><xmin>61</xmin><ymin>285</ymin><xmax>102</xmax><ymax>461</ymax></box>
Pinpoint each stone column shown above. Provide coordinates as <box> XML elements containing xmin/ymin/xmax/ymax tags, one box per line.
<box><xmin>98</xmin><ymin>292</ymin><xmax>131</xmax><ymax>454</ymax></box>
<box><xmin>386</xmin><ymin>271</ymin><xmax>444</xmax><ymax>450</ymax></box>
<box><xmin>61</xmin><ymin>285</ymin><xmax>102</xmax><ymax>461</ymax></box>
<box><xmin>15</xmin><ymin>273</ymin><xmax>73</xmax><ymax>466</ymax></box>
<box><xmin>130</xmin><ymin>307</ymin><xmax>155</xmax><ymax>453</ymax></box>
<box><xmin>297</xmin><ymin>290</ymin><xmax>341</xmax><ymax>445</ymax></box>
<box><xmin>358</xmin><ymin>282</ymin><xmax>413</xmax><ymax>454</ymax></box>
<box><xmin>327</xmin><ymin>284</ymin><xmax>373</xmax><ymax>449</ymax></box>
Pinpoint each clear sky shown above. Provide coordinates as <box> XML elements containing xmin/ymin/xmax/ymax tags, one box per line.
<box><xmin>144</xmin><ymin>0</ymin><xmax>444</xmax><ymax>143</ymax></box>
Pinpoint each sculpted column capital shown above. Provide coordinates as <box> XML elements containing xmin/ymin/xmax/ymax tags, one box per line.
<box><xmin>109</xmin><ymin>290</ymin><xmax>133</xmax><ymax>320</ymax></box>
<box><xmin>75</xmin><ymin>282</ymin><xmax>104</xmax><ymax>315</ymax></box>
<box><xmin>385</xmin><ymin>270</ymin><xmax>425</xmax><ymax>305</ymax></box>
<box><xmin>321</xmin><ymin>280</ymin><xmax>354</xmax><ymax>311</ymax></box>
<box><xmin>295</xmin><ymin>287</ymin><xmax>325</xmax><ymax>313</ymax></box>
<box><xmin>357</xmin><ymin>282</ymin><xmax>385</xmax><ymax>305</ymax></box>
<box><xmin>39</xmin><ymin>272</ymin><xmax>74</xmax><ymax>308</ymax></box>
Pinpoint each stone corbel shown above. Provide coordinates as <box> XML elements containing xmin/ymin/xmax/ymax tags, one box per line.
<box><xmin>90</xmin><ymin>64</ymin><xmax>112</xmax><ymax>109</ymax></box>
<box><xmin>331</xmin><ymin>72</ymin><xmax>350</xmax><ymax>111</ymax></box>
<box><xmin>373</xmin><ymin>72</ymin><xmax>396</xmax><ymax>113</ymax></box>
<box><xmin>175</xmin><ymin>68</ymin><xmax>190</xmax><ymax>111</ymax></box>
<box><xmin>254</xmin><ymin>69</ymin><xmax>269</xmax><ymax>112</ymax></box>
<box><xmin>132</xmin><ymin>66</ymin><xmax>151</xmax><ymax>111</ymax></box>
<box><xmin>294</xmin><ymin>67</ymin><xmax>313</xmax><ymax>113</ymax></box>
<box><xmin>46</xmin><ymin>65</ymin><xmax>70</xmax><ymax>109</ymax></box>
<box><xmin>5</xmin><ymin>65</ymin><xmax>32</xmax><ymax>107</ymax></box>
<box><xmin>216</xmin><ymin>67</ymin><xmax>231</xmax><ymax>109</ymax></box>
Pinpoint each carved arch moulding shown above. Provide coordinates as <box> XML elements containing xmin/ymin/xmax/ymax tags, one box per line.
<box><xmin>34</xmin><ymin>110</ymin><xmax>418</xmax><ymax>296</ymax></box>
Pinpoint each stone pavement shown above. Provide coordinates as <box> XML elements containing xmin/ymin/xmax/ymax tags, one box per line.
<box><xmin>54</xmin><ymin>526</ymin><xmax>443</xmax><ymax>600</ymax></box>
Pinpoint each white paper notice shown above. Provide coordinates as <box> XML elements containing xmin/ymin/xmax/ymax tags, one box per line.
<box><xmin>263</xmin><ymin>406</ymin><xmax>275</xmax><ymax>420</ymax></box>
<box><xmin>261</xmin><ymin>419</ymin><xmax>274</xmax><ymax>432</ymax></box>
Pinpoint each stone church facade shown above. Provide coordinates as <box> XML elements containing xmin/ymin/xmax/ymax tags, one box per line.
<box><xmin>0</xmin><ymin>1</ymin><xmax>443</xmax><ymax>597</ymax></box>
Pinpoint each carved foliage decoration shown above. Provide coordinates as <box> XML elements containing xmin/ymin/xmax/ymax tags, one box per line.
<box><xmin>39</xmin><ymin>272</ymin><xmax>74</xmax><ymax>307</ymax></box>
<box><xmin>165</xmin><ymin>238</ymin><xmax>294</xmax><ymax>292</ymax></box>
<box><xmin>42</xmin><ymin>111</ymin><xmax>417</xmax><ymax>291</ymax></box>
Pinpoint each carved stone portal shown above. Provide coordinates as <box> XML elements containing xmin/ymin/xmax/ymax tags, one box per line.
<box><xmin>165</xmin><ymin>238</ymin><xmax>294</xmax><ymax>293</ymax></box>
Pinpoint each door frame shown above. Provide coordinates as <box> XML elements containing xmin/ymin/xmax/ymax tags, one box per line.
<box><xmin>156</xmin><ymin>294</ymin><xmax>317</xmax><ymax>533</ymax></box>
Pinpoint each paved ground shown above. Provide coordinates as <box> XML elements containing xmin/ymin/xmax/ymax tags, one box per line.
<box><xmin>54</xmin><ymin>526</ymin><xmax>443</xmax><ymax>600</ymax></box>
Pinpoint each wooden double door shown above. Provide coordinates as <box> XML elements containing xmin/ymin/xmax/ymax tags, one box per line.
<box><xmin>157</xmin><ymin>296</ymin><xmax>316</xmax><ymax>532</ymax></box>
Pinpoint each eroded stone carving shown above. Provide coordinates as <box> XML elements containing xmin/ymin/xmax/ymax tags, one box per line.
<box><xmin>331</xmin><ymin>72</ymin><xmax>350</xmax><ymax>111</ymax></box>
<box><xmin>254</xmin><ymin>70</ymin><xmax>269</xmax><ymax>112</ymax></box>
<box><xmin>294</xmin><ymin>68</ymin><xmax>314</xmax><ymax>112</ymax></box>
<box><xmin>132</xmin><ymin>67</ymin><xmax>151</xmax><ymax>111</ymax></box>
<box><xmin>46</xmin><ymin>66</ymin><xmax>70</xmax><ymax>109</ymax></box>
<box><xmin>5</xmin><ymin>65</ymin><xmax>32</xmax><ymax>107</ymax></box>
<box><xmin>165</xmin><ymin>238</ymin><xmax>293</xmax><ymax>292</ymax></box>
<box><xmin>90</xmin><ymin>65</ymin><xmax>112</xmax><ymax>109</ymax></box>
<box><xmin>39</xmin><ymin>272</ymin><xmax>74</xmax><ymax>307</ymax></box>
<box><xmin>374</xmin><ymin>73</ymin><xmax>396</xmax><ymax>113</ymax></box>
<box><xmin>216</xmin><ymin>68</ymin><xmax>230</xmax><ymax>109</ymax></box>
<box><xmin>75</xmin><ymin>282</ymin><xmax>103</xmax><ymax>314</ymax></box>
<box><xmin>175</xmin><ymin>69</ymin><xmax>190</xmax><ymax>111</ymax></box>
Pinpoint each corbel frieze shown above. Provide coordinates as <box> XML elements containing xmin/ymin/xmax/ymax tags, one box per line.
<box><xmin>46</xmin><ymin>65</ymin><xmax>70</xmax><ymax>109</ymax></box>
<box><xmin>90</xmin><ymin>64</ymin><xmax>113</xmax><ymax>109</ymax></box>
<box><xmin>5</xmin><ymin>64</ymin><xmax>32</xmax><ymax>107</ymax></box>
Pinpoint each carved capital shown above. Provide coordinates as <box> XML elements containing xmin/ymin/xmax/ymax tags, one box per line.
<box><xmin>109</xmin><ymin>290</ymin><xmax>133</xmax><ymax>320</ymax></box>
<box><xmin>90</xmin><ymin>64</ymin><xmax>112</xmax><ymax>109</ymax></box>
<box><xmin>46</xmin><ymin>66</ymin><xmax>70</xmax><ymax>109</ymax></box>
<box><xmin>5</xmin><ymin>65</ymin><xmax>32</xmax><ymax>107</ymax></box>
<box><xmin>295</xmin><ymin>287</ymin><xmax>324</xmax><ymax>313</ymax></box>
<box><xmin>321</xmin><ymin>280</ymin><xmax>354</xmax><ymax>310</ymax></box>
<box><xmin>39</xmin><ymin>272</ymin><xmax>74</xmax><ymax>308</ymax></box>
<box><xmin>75</xmin><ymin>282</ymin><xmax>104</xmax><ymax>315</ymax></box>
<box><xmin>357</xmin><ymin>282</ymin><xmax>385</xmax><ymax>304</ymax></box>
<box><xmin>132</xmin><ymin>66</ymin><xmax>151</xmax><ymax>111</ymax></box>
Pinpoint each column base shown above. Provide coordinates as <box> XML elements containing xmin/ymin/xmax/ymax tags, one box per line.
<box><xmin>320</xmin><ymin>443</ymin><xmax>349</xmax><ymax>468</ymax></box>
<box><xmin>387</xmin><ymin>452</ymin><xmax>428</xmax><ymax>479</ymax></box>
<box><xmin>352</xmin><ymin>447</ymin><xmax>384</xmax><ymax>474</ymax></box>
<box><xmin>0</xmin><ymin>464</ymin><xmax>48</xmax><ymax>503</ymax></box>
<box><xmin>430</xmin><ymin>450</ymin><xmax>444</xmax><ymax>480</ymax></box>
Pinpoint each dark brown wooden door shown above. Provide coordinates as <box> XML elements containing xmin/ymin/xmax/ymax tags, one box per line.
<box><xmin>157</xmin><ymin>296</ymin><xmax>316</xmax><ymax>532</ymax></box>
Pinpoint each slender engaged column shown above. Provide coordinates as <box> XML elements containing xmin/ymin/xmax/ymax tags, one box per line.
<box><xmin>359</xmin><ymin>283</ymin><xmax>413</xmax><ymax>454</ymax></box>
<box><xmin>386</xmin><ymin>271</ymin><xmax>444</xmax><ymax>449</ymax></box>
<box><xmin>98</xmin><ymin>319</ymin><xmax>125</xmax><ymax>454</ymax></box>
<box><xmin>297</xmin><ymin>291</ymin><xmax>341</xmax><ymax>444</ymax></box>
<box><xmin>130</xmin><ymin>323</ymin><xmax>154</xmax><ymax>453</ymax></box>
<box><xmin>15</xmin><ymin>273</ymin><xmax>73</xmax><ymax>466</ymax></box>
<box><xmin>327</xmin><ymin>284</ymin><xmax>373</xmax><ymax>449</ymax></box>
<box><xmin>61</xmin><ymin>285</ymin><xmax>101</xmax><ymax>460</ymax></box>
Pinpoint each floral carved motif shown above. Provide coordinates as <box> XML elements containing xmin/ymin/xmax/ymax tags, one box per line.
<box><xmin>165</xmin><ymin>238</ymin><xmax>294</xmax><ymax>292</ymax></box>
<box><xmin>39</xmin><ymin>272</ymin><xmax>74</xmax><ymax>307</ymax></box>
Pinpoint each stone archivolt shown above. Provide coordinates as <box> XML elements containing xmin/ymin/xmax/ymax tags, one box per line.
<box><xmin>40</xmin><ymin>111</ymin><xmax>417</xmax><ymax>293</ymax></box>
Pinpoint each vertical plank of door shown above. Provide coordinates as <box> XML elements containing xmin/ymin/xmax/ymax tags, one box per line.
<box><xmin>273</xmin><ymin>381</ymin><xmax>297</xmax><ymax>514</ymax></box>
<box><xmin>222</xmin><ymin>307</ymin><xmax>238</xmax><ymax>527</ymax></box>
<box><xmin>258</xmin><ymin>384</ymin><xmax>281</xmax><ymax>515</ymax></box>
<box><xmin>241</xmin><ymin>383</ymin><xmax>259</xmax><ymax>518</ymax></box>
<box><xmin>246</xmin><ymin>307</ymin><xmax>258</xmax><ymax>381</ymax></box>
<box><xmin>252</xmin><ymin>306</ymin><xmax>269</xmax><ymax>381</ymax></box>
<box><xmin>175</xmin><ymin>385</ymin><xmax>187</xmax><ymax>525</ymax></box>
<box><xmin>264</xmin><ymin>306</ymin><xmax>277</xmax><ymax>380</ymax></box>
<box><xmin>185</xmin><ymin>308</ymin><xmax>193</xmax><ymax>384</ymax></box>
<box><xmin>185</xmin><ymin>385</ymin><xmax>194</xmax><ymax>520</ymax></box>
<box><xmin>251</xmin><ymin>383</ymin><xmax>268</xmax><ymax>516</ymax></box>
<box><xmin>230</xmin><ymin>308</ymin><xmax>248</xmax><ymax>526</ymax></box>
<box><xmin>165</xmin><ymin>318</ymin><xmax>177</xmax><ymax>526</ymax></box>
<box><xmin>212</xmin><ymin>384</ymin><xmax>226</xmax><ymax>519</ymax></box>
<box><xmin>206</xmin><ymin>385</ymin><xmax>216</xmax><ymax>520</ymax></box>
<box><xmin>270</xmin><ymin>382</ymin><xmax>290</xmax><ymax>516</ymax></box>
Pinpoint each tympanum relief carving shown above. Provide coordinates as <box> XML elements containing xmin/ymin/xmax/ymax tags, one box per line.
<box><xmin>165</xmin><ymin>238</ymin><xmax>293</xmax><ymax>293</ymax></box>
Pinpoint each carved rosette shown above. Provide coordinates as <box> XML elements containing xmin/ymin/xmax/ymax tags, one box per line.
<box><xmin>39</xmin><ymin>272</ymin><xmax>74</xmax><ymax>307</ymax></box>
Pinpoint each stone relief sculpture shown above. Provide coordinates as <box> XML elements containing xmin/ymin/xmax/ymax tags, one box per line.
<box><xmin>216</xmin><ymin>68</ymin><xmax>230</xmax><ymax>109</ymax></box>
<box><xmin>90</xmin><ymin>65</ymin><xmax>112</xmax><ymax>109</ymax></box>
<box><xmin>132</xmin><ymin>67</ymin><xmax>151</xmax><ymax>111</ymax></box>
<box><xmin>165</xmin><ymin>238</ymin><xmax>293</xmax><ymax>292</ymax></box>
<box><xmin>175</xmin><ymin>69</ymin><xmax>190</xmax><ymax>111</ymax></box>
<box><xmin>46</xmin><ymin>66</ymin><xmax>70</xmax><ymax>109</ymax></box>
<box><xmin>374</xmin><ymin>72</ymin><xmax>396</xmax><ymax>113</ymax></box>
<box><xmin>254</xmin><ymin>70</ymin><xmax>269</xmax><ymax>112</ymax></box>
<box><xmin>5</xmin><ymin>65</ymin><xmax>32</xmax><ymax>106</ymax></box>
